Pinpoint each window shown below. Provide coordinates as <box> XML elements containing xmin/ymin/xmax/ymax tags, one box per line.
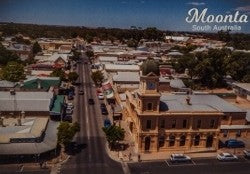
<box><xmin>236</xmin><ymin>130</ymin><xmax>241</xmax><ymax>137</ymax></box>
<box><xmin>210</xmin><ymin>119</ymin><xmax>215</xmax><ymax>128</ymax></box>
<box><xmin>194</xmin><ymin>135</ymin><xmax>200</xmax><ymax>146</ymax></box>
<box><xmin>223</xmin><ymin>130</ymin><xmax>228</xmax><ymax>137</ymax></box>
<box><xmin>146</xmin><ymin>120</ymin><xmax>151</xmax><ymax>129</ymax></box>
<box><xmin>169</xmin><ymin>135</ymin><xmax>175</xmax><ymax>147</ymax></box>
<box><xmin>180</xmin><ymin>135</ymin><xmax>186</xmax><ymax>146</ymax></box>
<box><xmin>158</xmin><ymin>136</ymin><xmax>165</xmax><ymax>147</ymax></box>
<box><xmin>147</xmin><ymin>103</ymin><xmax>153</xmax><ymax>110</ymax></box>
<box><xmin>183</xmin><ymin>119</ymin><xmax>187</xmax><ymax>128</ymax></box>
<box><xmin>197</xmin><ymin>119</ymin><xmax>201</xmax><ymax>129</ymax></box>
<box><xmin>160</xmin><ymin>119</ymin><xmax>165</xmax><ymax>128</ymax></box>
<box><xmin>171</xmin><ymin>120</ymin><xmax>176</xmax><ymax>128</ymax></box>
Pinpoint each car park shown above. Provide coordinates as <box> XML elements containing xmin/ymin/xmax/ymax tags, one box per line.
<box><xmin>104</xmin><ymin>119</ymin><xmax>111</xmax><ymax>128</ymax></box>
<box><xmin>243</xmin><ymin>150</ymin><xmax>250</xmax><ymax>159</ymax></box>
<box><xmin>170</xmin><ymin>154</ymin><xmax>191</xmax><ymax>163</ymax></box>
<box><xmin>217</xmin><ymin>153</ymin><xmax>238</xmax><ymax>161</ymax></box>
<box><xmin>88</xmin><ymin>98</ymin><xmax>95</xmax><ymax>105</ymax></box>
<box><xmin>225</xmin><ymin>139</ymin><xmax>245</xmax><ymax>148</ymax></box>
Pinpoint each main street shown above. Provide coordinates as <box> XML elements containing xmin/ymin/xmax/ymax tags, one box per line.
<box><xmin>61</xmin><ymin>53</ymin><xmax>124</xmax><ymax>174</ymax></box>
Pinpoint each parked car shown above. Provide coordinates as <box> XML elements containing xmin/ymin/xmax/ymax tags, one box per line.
<box><xmin>101</xmin><ymin>107</ymin><xmax>108</xmax><ymax>115</ymax></box>
<box><xmin>63</xmin><ymin>115</ymin><xmax>72</xmax><ymax>122</ymax></box>
<box><xmin>100</xmin><ymin>103</ymin><xmax>106</xmax><ymax>109</ymax></box>
<box><xmin>67</xmin><ymin>103</ymin><xmax>74</xmax><ymax>109</ymax></box>
<box><xmin>243</xmin><ymin>150</ymin><xmax>250</xmax><ymax>159</ymax></box>
<box><xmin>225</xmin><ymin>139</ymin><xmax>245</xmax><ymax>148</ymax></box>
<box><xmin>98</xmin><ymin>93</ymin><xmax>104</xmax><ymax>100</ymax></box>
<box><xmin>170</xmin><ymin>154</ymin><xmax>191</xmax><ymax>163</ymax></box>
<box><xmin>104</xmin><ymin>119</ymin><xmax>111</xmax><ymax>128</ymax></box>
<box><xmin>67</xmin><ymin>94</ymin><xmax>74</xmax><ymax>100</ymax></box>
<box><xmin>66</xmin><ymin>108</ymin><xmax>73</xmax><ymax>115</ymax></box>
<box><xmin>217</xmin><ymin>153</ymin><xmax>238</xmax><ymax>161</ymax></box>
<box><xmin>79</xmin><ymin>90</ymin><xmax>84</xmax><ymax>95</ymax></box>
<box><xmin>88</xmin><ymin>98</ymin><xmax>95</xmax><ymax>105</ymax></box>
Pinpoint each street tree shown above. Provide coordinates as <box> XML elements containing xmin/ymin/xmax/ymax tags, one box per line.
<box><xmin>91</xmin><ymin>70</ymin><xmax>104</xmax><ymax>86</ymax></box>
<box><xmin>102</xmin><ymin>125</ymin><xmax>125</xmax><ymax>149</ymax></box>
<box><xmin>86</xmin><ymin>50</ymin><xmax>94</xmax><ymax>58</ymax></box>
<box><xmin>1</xmin><ymin>61</ymin><xmax>25</xmax><ymax>82</ymax></box>
<box><xmin>0</xmin><ymin>43</ymin><xmax>20</xmax><ymax>65</ymax></box>
<box><xmin>32</xmin><ymin>41</ymin><xmax>42</xmax><ymax>55</ymax></box>
<box><xmin>57</xmin><ymin>122</ymin><xmax>80</xmax><ymax>147</ymax></box>
<box><xmin>68</xmin><ymin>72</ymin><xmax>79</xmax><ymax>82</ymax></box>
<box><xmin>50</xmin><ymin>68</ymin><xmax>66</xmax><ymax>81</ymax></box>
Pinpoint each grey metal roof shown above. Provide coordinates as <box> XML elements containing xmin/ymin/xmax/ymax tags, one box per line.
<box><xmin>0</xmin><ymin>91</ymin><xmax>53</xmax><ymax>112</ymax></box>
<box><xmin>233</xmin><ymin>83</ymin><xmax>250</xmax><ymax>92</ymax></box>
<box><xmin>113</xmin><ymin>72</ymin><xmax>140</xmax><ymax>82</ymax></box>
<box><xmin>170</xmin><ymin>79</ymin><xmax>186</xmax><ymax>89</ymax></box>
<box><xmin>0</xmin><ymin>120</ymin><xmax>58</xmax><ymax>155</ymax></box>
<box><xmin>0</xmin><ymin>80</ymin><xmax>16</xmax><ymax>88</ymax></box>
<box><xmin>160</xmin><ymin>94</ymin><xmax>245</xmax><ymax>113</ymax></box>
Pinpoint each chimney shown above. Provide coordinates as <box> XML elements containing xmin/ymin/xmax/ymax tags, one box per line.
<box><xmin>0</xmin><ymin>117</ymin><xmax>4</xmax><ymax>127</ymax></box>
<box><xmin>186</xmin><ymin>96</ymin><xmax>191</xmax><ymax>105</ymax></box>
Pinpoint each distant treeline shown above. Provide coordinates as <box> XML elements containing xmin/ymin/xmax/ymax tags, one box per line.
<box><xmin>0</xmin><ymin>23</ymin><xmax>249</xmax><ymax>49</ymax></box>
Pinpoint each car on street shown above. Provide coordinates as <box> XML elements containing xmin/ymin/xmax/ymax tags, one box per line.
<box><xmin>217</xmin><ymin>153</ymin><xmax>238</xmax><ymax>161</ymax></box>
<box><xmin>79</xmin><ymin>90</ymin><xmax>84</xmax><ymax>95</ymax></box>
<box><xmin>88</xmin><ymin>98</ymin><xmax>95</xmax><ymax>105</ymax></box>
<box><xmin>104</xmin><ymin>119</ymin><xmax>111</xmax><ymax>128</ymax></box>
<box><xmin>98</xmin><ymin>93</ymin><xmax>104</xmax><ymax>100</ymax></box>
<box><xmin>243</xmin><ymin>150</ymin><xmax>250</xmax><ymax>158</ymax></box>
<box><xmin>101</xmin><ymin>107</ymin><xmax>108</xmax><ymax>115</ymax></box>
<box><xmin>225</xmin><ymin>139</ymin><xmax>245</xmax><ymax>148</ymax></box>
<box><xmin>170</xmin><ymin>154</ymin><xmax>191</xmax><ymax>163</ymax></box>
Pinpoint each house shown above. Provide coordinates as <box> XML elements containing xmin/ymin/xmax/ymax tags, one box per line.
<box><xmin>5</xmin><ymin>43</ymin><xmax>32</xmax><ymax>61</ymax></box>
<box><xmin>233</xmin><ymin>83</ymin><xmax>250</xmax><ymax>101</ymax></box>
<box><xmin>0</xmin><ymin>117</ymin><xmax>58</xmax><ymax>161</ymax></box>
<box><xmin>21</xmin><ymin>76</ymin><xmax>61</xmax><ymax>91</ymax></box>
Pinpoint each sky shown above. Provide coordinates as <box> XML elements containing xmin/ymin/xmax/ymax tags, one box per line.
<box><xmin>0</xmin><ymin>0</ymin><xmax>249</xmax><ymax>33</ymax></box>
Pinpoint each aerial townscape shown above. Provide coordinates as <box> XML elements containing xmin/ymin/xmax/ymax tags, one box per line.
<box><xmin>0</xmin><ymin>1</ymin><xmax>250</xmax><ymax>174</ymax></box>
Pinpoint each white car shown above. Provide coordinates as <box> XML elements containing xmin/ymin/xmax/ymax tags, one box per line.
<box><xmin>217</xmin><ymin>153</ymin><xmax>238</xmax><ymax>161</ymax></box>
<box><xmin>170</xmin><ymin>154</ymin><xmax>191</xmax><ymax>163</ymax></box>
<box><xmin>66</xmin><ymin>108</ymin><xmax>73</xmax><ymax>115</ymax></box>
<box><xmin>67</xmin><ymin>103</ymin><xmax>74</xmax><ymax>109</ymax></box>
<box><xmin>98</xmin><ymin>93</ymin><xmax>104</xmax><ymax>100</ymax></box>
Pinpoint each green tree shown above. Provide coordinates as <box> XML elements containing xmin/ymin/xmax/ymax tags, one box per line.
<box><xmin>57</xmin><ymin>122</ymin><xmax>80</xmax><ymax>146</ymax></box>
<box><xmin>86</xmin><ymin>50</ymin><xmax>94</xmax><ymax>58</ymax></box>
<box><xmin>50</xmin><ymin>68</ymin><xmax>66</xmax><ymax>81</ymax></box>
<box><xmin>102</xmin><ymin>125</ymin><xmax>125</xmax><ymax>148</ymax></box>
<box><xmin>68</xmin><ymin>72</ymin><xmax>79</xmax><ymax>82</ymax></box>
<box><xmin>1</xmin><ymin>61</ymin><xmax>25</xmax><ymax>82</ymax></box>
<box><xmin>0</xmin><ymin>44</ymin><xmax>20</xmax><ymax>65</ymax></box>
<box><xmin>91</xmin><ymin>70</ymin><xmax>104</xmax><ymax>86</ymax></box>
<box><xmin>127</xmin><ymin>39</ymin><xmax>138</xmax><ymax>48</ymax></box>
<box><xmin>71</xmin><ymin>50</ymin><xmax>81</xmax><ymax>61</ymax></box>
<box><xmin>32</xmin><ymin>41</ymin><xmax>42</xmax><ymax>55</ymax></box>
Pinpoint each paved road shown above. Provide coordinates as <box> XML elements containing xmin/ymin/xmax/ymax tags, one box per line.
<box><xmin>61</xmin><ymin>54</ymin><xmax>124</xmax><ymax>174</ymax></box>
<box><xmin>129</xmin><ymin>157</ymin><xmax>250</xmax><ymax>174</ymax></box>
